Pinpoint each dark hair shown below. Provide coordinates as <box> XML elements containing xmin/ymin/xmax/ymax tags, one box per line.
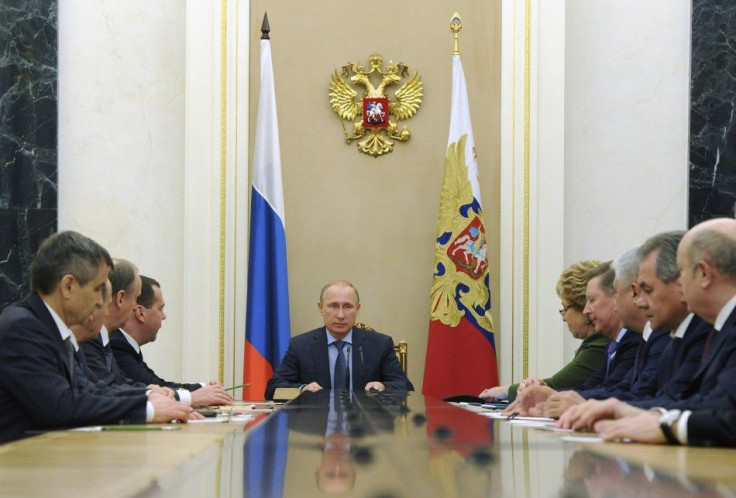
<box><xmin>637</xmin><ymin>230</ymin><xmax>685</xmax><ymax>283</ymax></box>
<box><xmin>585</xmin><ymin>261</ymin><xmax>615</xmax><ymax>296</ymax></box>
<box><xmin>30</xmin><ymin>231</ymin><xmax>113</xmax><ymax>295</ymax></box>
<box><xmin>137</xmin><ymin>275</ymin><xmax>161</xmax><ymax>308</ymax></box>
<box><xmin>109</xmin><ymin>258</ymin><xmax>138</xmax><ymax>295</ymax></box>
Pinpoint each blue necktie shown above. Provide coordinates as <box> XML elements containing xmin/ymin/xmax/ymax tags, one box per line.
<box><xmin>64</xmin><ymin>338</ymin><xmax>77</xmax><ymax>389</ymax></box>
<box><xmin>103</xmin><ymin>342</ymin><xmax>114</xmax><ymax>372</ymax></box>
<box><xmin>605</xmin><ymin>340</ymin><xmax>618</xmax><ymax>378</ymax></box>
<box><xmin>333</xmin><ymin>341</ymin><xmax>347</xmax><ymax>391</ymax></box>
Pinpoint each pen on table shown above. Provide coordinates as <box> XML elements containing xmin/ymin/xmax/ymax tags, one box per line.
<box><xmin>224</xmin><ymin>383</ymin><xmax>249</xmax><ymax>391</ymax></box>
<box><xmin>506</xmin><ymin>412</ymin><xmax>520</xmax><ymax>421</ymax></box>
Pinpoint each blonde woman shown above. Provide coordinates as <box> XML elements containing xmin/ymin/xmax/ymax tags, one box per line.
<box><xmin>480</xmin><ymin>260</ymin><xmax>608</xmax><ymax>402</ymax></box>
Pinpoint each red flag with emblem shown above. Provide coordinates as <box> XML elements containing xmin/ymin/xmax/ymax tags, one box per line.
<box><xmin>422</xmin><ymin>45</ymin><xmax>499</xmax><ymax>399</ymax></box>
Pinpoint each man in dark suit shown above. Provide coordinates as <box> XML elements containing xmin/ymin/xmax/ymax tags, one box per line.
<box><xmin>557</xmin><ymin>218</ymin><xmax>736</xmax><ymax>445</ymax></box>
<box><xmin>110</xmin><ymin>275</ymin><xmax>233</xmax><ymax>407</ymax></box>
<box><xmin>504</xmin><ymin>261</ymin><xmax>639</xmax><ymax>416</ymax></box>
<box><xmin>265</xmin><ymin>280</ymin><xmax>413</xmax><ymax>400</ymax></box>
<box><xmin>0</xmin><ymin>231</ymin><xmax>191</xmax><ymax>443</ymax></box>
<box><xmin>80</xmin><ymin>258</ymin><xmax>143</xmax><ymax>386</ymax></box>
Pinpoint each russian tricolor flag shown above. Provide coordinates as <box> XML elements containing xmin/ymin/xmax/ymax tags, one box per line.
<box><xmin>243</xmin><ymin>17</ymin><xmax>291</xmax><ymax>401</ymax></box>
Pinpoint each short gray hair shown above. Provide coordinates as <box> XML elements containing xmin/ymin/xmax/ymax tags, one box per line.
<box><xmin>687</xmin><ymin>229</ymin><xmax>736</xmax><ymax>279</ymax></box>
<box><xmin>612</xmin><ymin>247</ymin><xmax>641</xmax><ymax>288</ymax></box>
<box><xmin>319</xmin><ymin>280</ymin><xmax>360</xmax><ymax>303</ymax></box>
<box><xmin>637</xmin><ymin>230</ymin><xmax>685</xmax><ymax>283</ymax></box>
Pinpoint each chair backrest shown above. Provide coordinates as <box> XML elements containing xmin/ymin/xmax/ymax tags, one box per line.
<box><xmin>394</xmin><ymin>340</ymin><xmax>408</xmax><ymax>373</ymax></box>
<box><xmin>356</xmin><ymin>321</ymin><xmax>408</xmax><ymax>373</ymax></box>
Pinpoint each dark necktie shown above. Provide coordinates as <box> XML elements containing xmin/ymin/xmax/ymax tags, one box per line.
<box><xmin>634</xmin><ymin>336</ymin><xmax>647</xmax><ymax>375</ymax></box>
<box><xmin>75</xmin><ymin>349</ymin><xmax>86</xmax><ymax>375</ymax></box>
<box><xmin>64</xmin><ymin>337</ymin><xmax>77</xmax><ymax>388</ymax></box>
<box><xmin>103</xmin><ymin>342</ymin><xmax>114</xmax><ymax>372</ymax></box>
<box><xmin>605</xmin><ymin>340</ymin><xmax>618</xmax><ymax>378</ymax></box>
<box><xmin>333</xmin><ymin>341</ymin><xmax>347</xmax><ymax>391</ymax></box>
<box><xmin>701</xmin><ymin>327</ymin><xmax>717</xmax><ymax>361</ymax></box>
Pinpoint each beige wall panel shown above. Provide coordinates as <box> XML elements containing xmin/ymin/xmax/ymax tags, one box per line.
<box><xmin>249</xmin><ymin>1</ymin><xmax>502</xmax><ymax>391</ymax></box>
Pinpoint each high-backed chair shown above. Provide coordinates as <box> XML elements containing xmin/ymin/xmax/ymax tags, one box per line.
<box><xmin>355</xmin><ymin>321</ymin><xmax>408</xmax><ymax>373</ymax></box>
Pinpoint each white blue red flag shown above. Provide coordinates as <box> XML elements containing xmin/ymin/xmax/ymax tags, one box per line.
<box><xmin>243</xmin><ymin>27</ymin><xmax>291</xmax><ymax>400</ymax></box>
<box><xmin>422</xmin><ymin>51</ymin><xmax>498</xmax><ymax>399</ymax></box>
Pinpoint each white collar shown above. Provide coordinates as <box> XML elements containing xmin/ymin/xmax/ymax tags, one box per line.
<box><xmin>99</xmin><ymin>325</ymin><xmax>110</xmax><ymax>346</ymax></box>
<box><xmin>642</xmin><ymin>322</ymin><xmax>653</xmax><ymax>341</ymax></box>
<box><xmin>614</xmin><ymin>328</ymin><xmax>627</xmax><ymax>343</ymax></box>
<box><xmin>325</xmin><ymin>328</ymin><xmax>353</xmax><ymax>346</ymax></box>
<box><xmin>714</xmin><ymin>294</ymin><xmax>736</xmax><ymax>332</ymax></box>
<box><xmin>43</xmin><ymin>301</ymin><xmax>79</xmax><ymax>351</ymax></box>
<box><xmin>672</xmin><ymin>313</ymin><xmax>694</xmax><ymax>339</ymax></box>
<box><xmin>118</xmin><ymin>328</ymin><xmax>141</xmax><ymax>354</ymax></box>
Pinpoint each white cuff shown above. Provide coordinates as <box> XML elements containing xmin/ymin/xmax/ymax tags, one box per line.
<box><xmin>677</xmin><ymin>410</ymin><xmax>691</xmax><ymax>445</ymax></box>
<box><xmin>177</xmin><ymin>389</ymin><xmax>192</xmax><ymax>406</ymax></box>
<box><xmin>146</xmin><ymin>401</ymin><xmax>154</xmax><ymax>422</ymax></box>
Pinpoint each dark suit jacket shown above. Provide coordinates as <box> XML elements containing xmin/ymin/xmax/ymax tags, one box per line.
<box><xmin>574</xmin><ymin>329</ymin><xmax>640</xmax><ymax>392</ymax></box>
<box><xmin>581</xmin><ymin>329</ymin><xmax>670</xmax><ymax>400</ymax></box>
<box><xmin>637</xmin><ymin>306</ymin><xmax>736</xmax><ymax>410</ymax></box>
<box><xmin>109</xmin><ymin>329</ymin><xmax>203</xmax><ymax>391</ymax></box>
<box><xmin>629</xmin><ymin>315</ymin><xmax>710</xmax><ymax>408</ymax></box>
<box><xmin>265</xmin><ymin>326</ymin><xmax>414</xmax><ymax>400</ymax></box>
<box><xmin>0</xmin><ymin>293</ymin><xmax>147</xmax><ymax>443</ymax></box>
<box><xmin>81</xmin><ymin>335</ymin><xmax>144</xmax><ymax>387</ymax></box>
<box><xmin>688</xmin><ymin>409</ymin><xmax>736</xmax><ymax>447</ymax></box>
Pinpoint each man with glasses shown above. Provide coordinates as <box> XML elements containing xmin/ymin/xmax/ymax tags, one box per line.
<box><xmin>265</xmin><ymin>280</ymin><xmax>413</xmax><ymax>400</ymax></box>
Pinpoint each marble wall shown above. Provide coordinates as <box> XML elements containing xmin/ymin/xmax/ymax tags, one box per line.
<box><xmin>0</xmin><ymin>1</ymin><xmax>58</xmax><ymax>310</ymax></box>
<box><xmin>689</xmin><ymin>0</ymin><xmax>736</xmax><ymax>225</ymax></box>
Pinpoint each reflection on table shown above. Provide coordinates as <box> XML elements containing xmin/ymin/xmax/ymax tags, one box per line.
<box><xmin>0</xmin><ymin>393</ymin><xmax>734</xmax><ymax>496</ymax></box>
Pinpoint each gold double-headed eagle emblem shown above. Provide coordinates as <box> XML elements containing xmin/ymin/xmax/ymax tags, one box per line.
<box><xmin>329</xmin><ymin>54</ymin><xmax>423</xmax><ymax>157</ymax></box>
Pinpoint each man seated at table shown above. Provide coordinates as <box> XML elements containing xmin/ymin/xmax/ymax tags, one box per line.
<box><xmin>265</xmin><ymin>280</ymin><xmax>413</xmax><ymax>399</ymax></box>
<box><xmin>0</xmin><ymin>231</ymin><xmax>192</xmax><ymax>443</ymax></box>
<box><xmin>110</xmin><ymin>275</ymin><xmax>233</xmax><ymax>407</ymax></box>
<box><xmin>556</xmin><ymin>217</ymin><xmax>736</xmax><ymax>446</ymax></box>
<box><xmin>502</xmin><ymin>261</ymin><xmax>640</xmax><ymax>416</ymax></box>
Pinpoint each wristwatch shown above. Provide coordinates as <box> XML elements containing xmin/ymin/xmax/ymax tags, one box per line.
<box><xmin>658</xmin><ymin>409</ymin><xmax>682</xmax><ymax>444</ymax></box>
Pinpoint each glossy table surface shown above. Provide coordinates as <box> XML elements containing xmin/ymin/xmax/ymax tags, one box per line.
<box><xmin>0</xmin><ymin>392</ymin><xmax>734</xmax><ymax>497</ymax></box>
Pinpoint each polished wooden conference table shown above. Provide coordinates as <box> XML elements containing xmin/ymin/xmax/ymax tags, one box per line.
<box><xmin>0</xmin><ymin>391</ymin><xmax>734</xmax><ymax>497</ymax></box>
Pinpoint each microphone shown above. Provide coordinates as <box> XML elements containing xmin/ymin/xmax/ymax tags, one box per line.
<box><xmin>360</xmin><ymin>345</ymin><xmax>365</xmax><ymax>388</ymax></box>
<box><xmin>346</xmin><ymin>345</ymin><xmax>352</xmax><ymax>390</ymax></box>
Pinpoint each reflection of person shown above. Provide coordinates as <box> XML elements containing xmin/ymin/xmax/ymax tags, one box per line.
<box><xmin>563</xmin><ymin>448</ymin><xmax>711</xmax><ymax>497</ymax></box>
<box><xmin>265</xmin><ymin>281</ymin><xmax>413</xmax><ymax>400</ymax></box>
<box><xmin>316</xmin><ymin>430</ymin><xmax>355</xmax><ymax>494</ymax></box>
<box><xmin>479</xmin><ymin>260</ymin><xmax>606</xmax><ymax>401</ymax></box>
<box><xmin>111</xmin><ymin>276</ymin><xmax>233</xmax><ymax>407</ymax></box>
<box><xmin>0</xmin><ymin>231</ymin><xmax>190</xmax><ymax>443</ymax></box>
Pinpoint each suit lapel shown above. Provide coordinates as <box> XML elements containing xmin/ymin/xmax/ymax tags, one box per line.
<box><xmin>26</xmin><ymin>293</ymin><xmax>75</xmax><ymax>383</ymax></box>
<box><xmin>352</xmin><ymin>328</ymin><xmax>367</xmax><ymax>389</ymax></box>
<box><xmin>692</xmin><ymin>309</ymin><xmax>736</xmax><ymax>380</ymax></box>
<box><xmin>310</xmin><ymin>330</ymin><xmax>331</xmax><ymax>388</ymax></box>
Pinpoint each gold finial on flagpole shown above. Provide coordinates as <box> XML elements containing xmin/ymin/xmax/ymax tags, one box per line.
<box><xmin>450</xmin><ymin>12</ymin><xmax>463</xmax><ymax>55</ymax></box>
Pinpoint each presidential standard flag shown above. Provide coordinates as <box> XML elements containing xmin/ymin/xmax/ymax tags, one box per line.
<box><xmin>422</xmin><ymin>49</ymin><xmax>499</xmax><ymax>399</ymax></box>
<box><xmin>243</xmin><ymin>17</ymin><xmax>291</xmax><ymax>401</ymax></box>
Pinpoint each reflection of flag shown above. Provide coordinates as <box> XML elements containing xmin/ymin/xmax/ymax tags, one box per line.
<box><xmin>243</xmin><ymin>22</ymin><xmax>291</xmax><ymax>401</ymax></box>
<box><xmin>422</xmin><ymin>50</ymin><xmax>498</xmax><ymax>399</ymax></box>
<box><xmin>244</xmin><ymin>411</ymin><xmax>289</xmax><ymax>497</ymax></box>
